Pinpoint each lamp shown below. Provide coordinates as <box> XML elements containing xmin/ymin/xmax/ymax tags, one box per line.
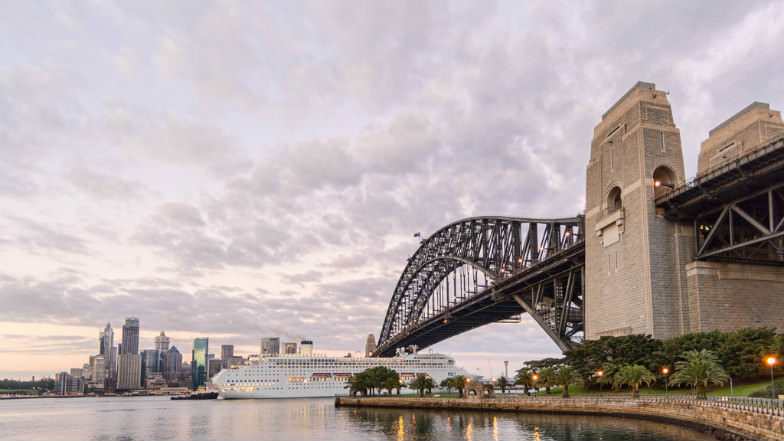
<box><xmin>654</xmin><ymin>180</ymin><xmax>674</xmax><ymax>189</ymax></box>
<box><xmin>767</xmin><ymin>357</ymin><xmax>777</xmax><ymax>400</ymax></box>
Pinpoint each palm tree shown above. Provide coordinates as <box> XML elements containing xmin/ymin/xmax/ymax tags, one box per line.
<box><xmin>439</xmin><ymin>378</ymin><xmax>455</xmax><ymax>394</ymax></box>
<box><xmin>496</xmin><ymin>376</ymin><xmax>510</xmax><ymax>394</ymax></box>
<box><xmin>612</xmin><ymin>364</ymin><xmax>655</xmax><ymax>398</ymax></box>
<box><xmin>670</xmin><ymin>349</ymin><xmax>729</xmax><ymax>398</ymax></box>
<box><xmin>409</xmin><ymin>375</ymin><xmax>430</xmax><ymax>397</ymax></box>
<box><xmin>537</xmin><ymin>367</ymin><xmax>557</xmax><ymax>395</ymax></box>
<box><xmin>453</xmin><ymin>375</ymin><xmax>467</xmax><ymax>398</ymax></box>
<box><xmin>514</xmin><ymin>368</ymin><xmax>535</xmax><ymax>395</ymax></box>
<box><xmin>553</xmin><ymin>366</ymin><xmax>583</xmax><ymax>398</ymax></box>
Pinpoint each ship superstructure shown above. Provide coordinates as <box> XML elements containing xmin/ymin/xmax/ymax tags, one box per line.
<box><xmin>213</xmin><ymin>349</ymin><xmax>469</xmax><ymax>399</ymax></box>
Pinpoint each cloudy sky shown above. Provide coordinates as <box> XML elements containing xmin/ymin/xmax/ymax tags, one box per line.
<box><xmin>1</xmin><ymin>0</ymin><xmax>783</xmax><ymax>380</ymax></box>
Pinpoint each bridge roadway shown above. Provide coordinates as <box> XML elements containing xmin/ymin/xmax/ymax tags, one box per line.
<box><xmin>374</xmin><ymin>241</ymin><xmax>584</xmax><ymax>357</ymax></box>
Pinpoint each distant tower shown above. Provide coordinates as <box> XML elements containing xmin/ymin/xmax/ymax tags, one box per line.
<box><xmin>365</xmin><ymin>334</ymin><xmax>377</xmax><ymax>357</ymax></box>
<box><xmin>221</xmin><ymin>345</ymin><xmax>234</xmax><ymax>368</ymax></box>
<box><xmin>117</xmin><ymin>317</ymin><xmax>142</xmax><ymax>390</ymax></box>
<box><xmin>585</xmin><ymin>82</ymin><xmax>692</xmax><ymax>340</ymax></box>
<box><xmin>283</xmin><ymin>342</ymin><xmax>298</xmax><ymax>354</ymax></box>
<box><xmin>98</xmin><ymin>322</ymin><xmax>116</xmax><ymax>383</ymax></box>
<box><xmin>192</xmin><ymin>337</ymin><xmax>209</xmax><ymax>390</ymax></box>
<box><xmin>120</xmin><ymin>317</ymin><xmax>140</xmax><ymax>355</ymax></box>
<box><xmin>155</xmin><ymin>331</ymin><xmax>170</xmax><ymax>352</ymax></box>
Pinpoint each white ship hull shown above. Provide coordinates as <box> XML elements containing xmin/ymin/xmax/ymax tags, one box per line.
<box><xmin>213</xmin><ymin>352</ymin><xmax>469</xmax><ymax>399</ymax></box>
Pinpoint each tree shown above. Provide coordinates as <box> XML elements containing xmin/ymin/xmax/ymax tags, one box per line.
<box><xmin>514</xmin><ymin>368</ymin><xmax>535</xmax><ymax>395</ymax></box>
<box><xmin>553</xmin><ymin>366</ymin><xmax>583</xmax><ymax>398</ymax></box>
<box><xmin>439</xmin><ymin>378</ymin><xmax>455</xmax><ymax>394</ymax></box>
<box><xmin>612</xmin><ymin>364</ymin><xmax>655</xmax><ymax>398</ymax></box>
<box><xmin>537</xmin><ymin>367</ymin><xmax>557</xmax><ymax>395</ymax></box>
<box><xmin>453</xmin><ymin>375</ymin><xmax>467</xmax><ymax>398</ymax></box>
<box><xmin>408</xmin><ymin>374</ymin><xmax>433</xmax><ymax>397</ymax></box>
<box><xmin>670</xmin><ymin>349</ymin><xmax>729</xmax><ymax>398</ymax></box>
<box><xmin>345</xmin><ymin>373</ymin><xmax>369</xmax><ymax>397</ymax></box>
<box><xmin>496</xmin><ymin>376</ymin><xmax>510</xmax><ymax>394</ymax></box>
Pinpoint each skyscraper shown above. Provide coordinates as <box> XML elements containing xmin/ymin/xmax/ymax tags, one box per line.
<box><xmin>154</xmin><ymin>331</ymin><xmax>170</xmax><ymax>352</ymax></box>
<box><xmin>191</xmin><ymin>337</ymin><xmax>209</xmax><ymax>390</ymax></box>
<box><xmin>120</xmin><ymin>317</ymin><xmax>140</xmax><ymax>355</ymax></box>
<box><xmin>221</xmin><ymin>345</ymin><xmax>233</xmax><ymax>369</ymax></box>
<box><xmin>117</xmin><ymin>317</ymin><xmax>141</xmax><ymax>390</ymax></box>
<box><xmin>98</xmin><ymin>322</ymin><xmax>116</xmax><ymax>383</ymax></box>
<box><xmin>164</xmin><ymin>346</ymin><xmax>182</xmax><ymax>382</ymax></box>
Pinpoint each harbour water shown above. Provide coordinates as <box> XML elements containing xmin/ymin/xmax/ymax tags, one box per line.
<box><xmin>0</xmin><ymin>396</ymin><xmax>719</xmax><ymax>440</ymax></box>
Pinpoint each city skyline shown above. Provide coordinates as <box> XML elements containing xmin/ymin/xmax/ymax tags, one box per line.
<box><xmin>2</xmin><ymin>1</ymin><xmax>784</xmax><ymax>380</ymax></box>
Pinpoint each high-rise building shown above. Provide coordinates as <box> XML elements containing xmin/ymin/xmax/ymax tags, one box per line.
<box><xmin>164</xmin><ymin>346</ymin><xmax>182</xmax><ymax>382</ymax></box>
<box><xmin>155</xmin><ymin>331</ymin><xmax>170</xmax><ymax>352</ymax></box>
<box><xmin>55</xmin><ymin>371</ymin><xmax>84</xmax><ymax>395</ymax></box>
<box><xmin>98</xmin><ymin>322</ymin><xmax>117</xmax><ymax>382</ymax></box>
<box><xmin>260</xmin><ymin>337</ymin><xmax>280</xmax><ymax>356</ymax></box>
<box><xmin>117</xmin><ymin>317</ymin><xmax>141</xmax><ymax>390</ymax></box>
<box><xmin>283</xmin><ymin>342</ymin><xmax>297</xmax><ymax>354</ymax></box>
<box><xmin>89</xmin><ymin>355</ymin><xmax>105</xmax><ymax>391</ymax></box>
<box><xmin>221</xmin><ymin>345</ymin><xmax>234</xmax><ymax>369</ymax></box>
<box><xmin>117</xmin><ymin>354</ymin><xmax>142</xmax><ymax>390</ymax></box>
<box><xmin>191</xmin><ymin>337</ymin><xmax>209</xmax><ymax>390</ymax></box>
<box><xmin>142</xmin><ymin>349</ymin><xmax>160</xmax><ymax>379</ymax></box>
<box><xmin>120</xmin><ymin>317</ymin><xmax>140</xmax><ymax>355</ymax></box>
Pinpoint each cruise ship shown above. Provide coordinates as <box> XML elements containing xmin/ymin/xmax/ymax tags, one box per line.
<box><xmin>212</xmin><ymin>342</ymin><xmax>471</xmax><ymax>399</ymax></box>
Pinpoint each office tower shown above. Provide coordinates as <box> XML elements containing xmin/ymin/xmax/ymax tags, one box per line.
<box><xmin>221</xmin><ymin>345</ymin><xmax>234</xmax><ymax>369</ymax></box>
<box><xmin>164</xmin><ymin>346</ymin><xmax>182</xmax><ymax>382</ymax></box>
<box><xmin>89</xmin><ymin>355</ymin><xmax>105</xmax><ymax>391</ymax></box>
<box><xmin>99</xmin><ymin>322</ymin><xmax>117</xmax><ymax>382</ymax></box>
<box><xmin>55</xmin><ymin>372</ymin><xmax>84</xmax><ymax>395</ymax></box>
<box><xmin>117</xmin><ymin>354</ymin><xmax>142</xmax><ymax>390</ymax></box>
<box><xmin>142</xmin><ymin>349</ymin><xmax>160</xmax><ymax>377</ymax></box>
<box><xmin>191</xmin><ymin>337</ymin><xmax>209</xmax><ymax>390</ymax></box>
<box><xmin>283</xmin><ymin>342</ymin><xmax>297</xmax><ymax>354</ymax></box>
<box><xmin>260</xmin><ymin>337</ymin><xmax>280</xmax><ymax>356</ymax></box>
<box><xmin>117</xmin><ymin>317</ymin><xmax>141</xmax><ymax>390</ymax></box>
<box><xmin>120</xmin><ymin>317</ymin><xmax>140</xmax><ymax>355</ymax></box>
<box><xmin>155</xmin><ymin>331</ymin><xmax>170</xmax><ymax>352</ymax></box>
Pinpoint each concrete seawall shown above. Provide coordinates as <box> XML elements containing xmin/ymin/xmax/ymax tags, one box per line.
<box><xmin>335</xmin><ymin>396</ymin><xmax>784</xmax><ymax>440</ymax></box>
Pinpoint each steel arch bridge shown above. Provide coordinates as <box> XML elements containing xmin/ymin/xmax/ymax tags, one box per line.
<box><xmin>374</xmin><ymin>215</ymin><xmax>585</xmax><ymax>357</ymax></box>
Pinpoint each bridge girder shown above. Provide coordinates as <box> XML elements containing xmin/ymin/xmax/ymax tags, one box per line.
<box><xmin>377</xmin><ymin>215</ymin><xmax>584</xmax><ymax>355</ymax></box>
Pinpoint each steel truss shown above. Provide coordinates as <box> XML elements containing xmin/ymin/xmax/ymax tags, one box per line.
<box><xmin>695</xmin><ymin>183</ymin><xmax>784</xmax><ymax>263</ymax></box>
<box><xmin>377</xmin><ymin>215</ymin><xmax>584</xmax><ymax>353</ymax></box>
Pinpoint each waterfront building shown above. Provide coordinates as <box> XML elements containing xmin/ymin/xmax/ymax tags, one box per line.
<box><xmin>117</xmin><ymin>318</ymin><xmax>142</xmax><ymax>390</ymax></box>
<box><xmin>55</xmin><ymin>371</ymin><xmax>84</xmax><ymax>395</ymax></box>
<box><xmin>164</xmin><ymin>346</ymin><xmax>182</xmax><ymax>382</ymax></box>
<box><xmin>260</xmin><ymin>337</ymin><xmax>280</xmax><ymax>356</ymax></box>
<box><xmin>283</xmin><ymin>342</ymin><xmax>297</xmax><ymax>354</ymax></box>
<box><xmin>221</xmin><ymin>345</ymin><xmax>234</xmax><ymax>368</ymax></box>
<box><xmin>89</xmin><ymin>355</ymin><xmax>105</xmax><ymax>391</ymax></box>
<box><xmin>142</xmin><ymin>349</ymin><xmax>160</xmax><ymax>382</ymax></box>
<box><xmin>117</xmin><ymin>354</ymin><xmax>142</xmax><ymax>390</ymax></box>
<box><xmin>191</xmin><ymin>337</ymin><xmax>209</xmax><ymax>390</ymax></box>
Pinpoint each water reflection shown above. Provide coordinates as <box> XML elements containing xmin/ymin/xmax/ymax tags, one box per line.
<box><xmin>0</xmin><ymin>397</ymin><xmax>718</xmax><ymax>441</ymax></box>
<box><xmin>346</xmin><ymin>407</ymin><xmax>718</xmax><ymax>441</ymax></box>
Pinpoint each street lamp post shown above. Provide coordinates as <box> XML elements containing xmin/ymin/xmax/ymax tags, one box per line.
<box><xmin>767</xmin><ymin>357</ymin><xmax>777</xmax><ymax>400</ymax></box>
<box><xmin>661</xmin><ymin>367</ymin><xmax>669</xmax><ymax>397</ymax></box>
<box><xmin>596</xmin><ymin>370</ymin><xmax>604</xmax><ymax>397</ymax></box>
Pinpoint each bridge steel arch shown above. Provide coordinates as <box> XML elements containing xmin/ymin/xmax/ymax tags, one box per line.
<box><xmin>376</xmin><ymin>215</ymin><xmax>584</xmax><ymax>356</ymax></box>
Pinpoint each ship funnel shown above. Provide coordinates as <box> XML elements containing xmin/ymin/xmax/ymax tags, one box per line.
<box><xmin>300</xmin><ymin>340</ymin><xmax>313</xmax><ymax>356</ymax></box>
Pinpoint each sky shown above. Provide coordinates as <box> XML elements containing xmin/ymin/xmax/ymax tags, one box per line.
<box><xmin>1</xmin><ymin>0</ymin><xmax>783</xmax><ymax>380</ymax></box>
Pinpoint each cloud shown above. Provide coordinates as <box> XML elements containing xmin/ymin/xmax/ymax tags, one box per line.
<box><xmin>1</xmin><ymin>0</ymin><xmax>783</xmax><ymax>378</ymax></box>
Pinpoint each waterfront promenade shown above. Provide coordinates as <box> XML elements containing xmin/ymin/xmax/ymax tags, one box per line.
<box><xmin>335</xmin><ymin>395</ymin><xmax>784</xmax><ymax>440</ymax></box>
